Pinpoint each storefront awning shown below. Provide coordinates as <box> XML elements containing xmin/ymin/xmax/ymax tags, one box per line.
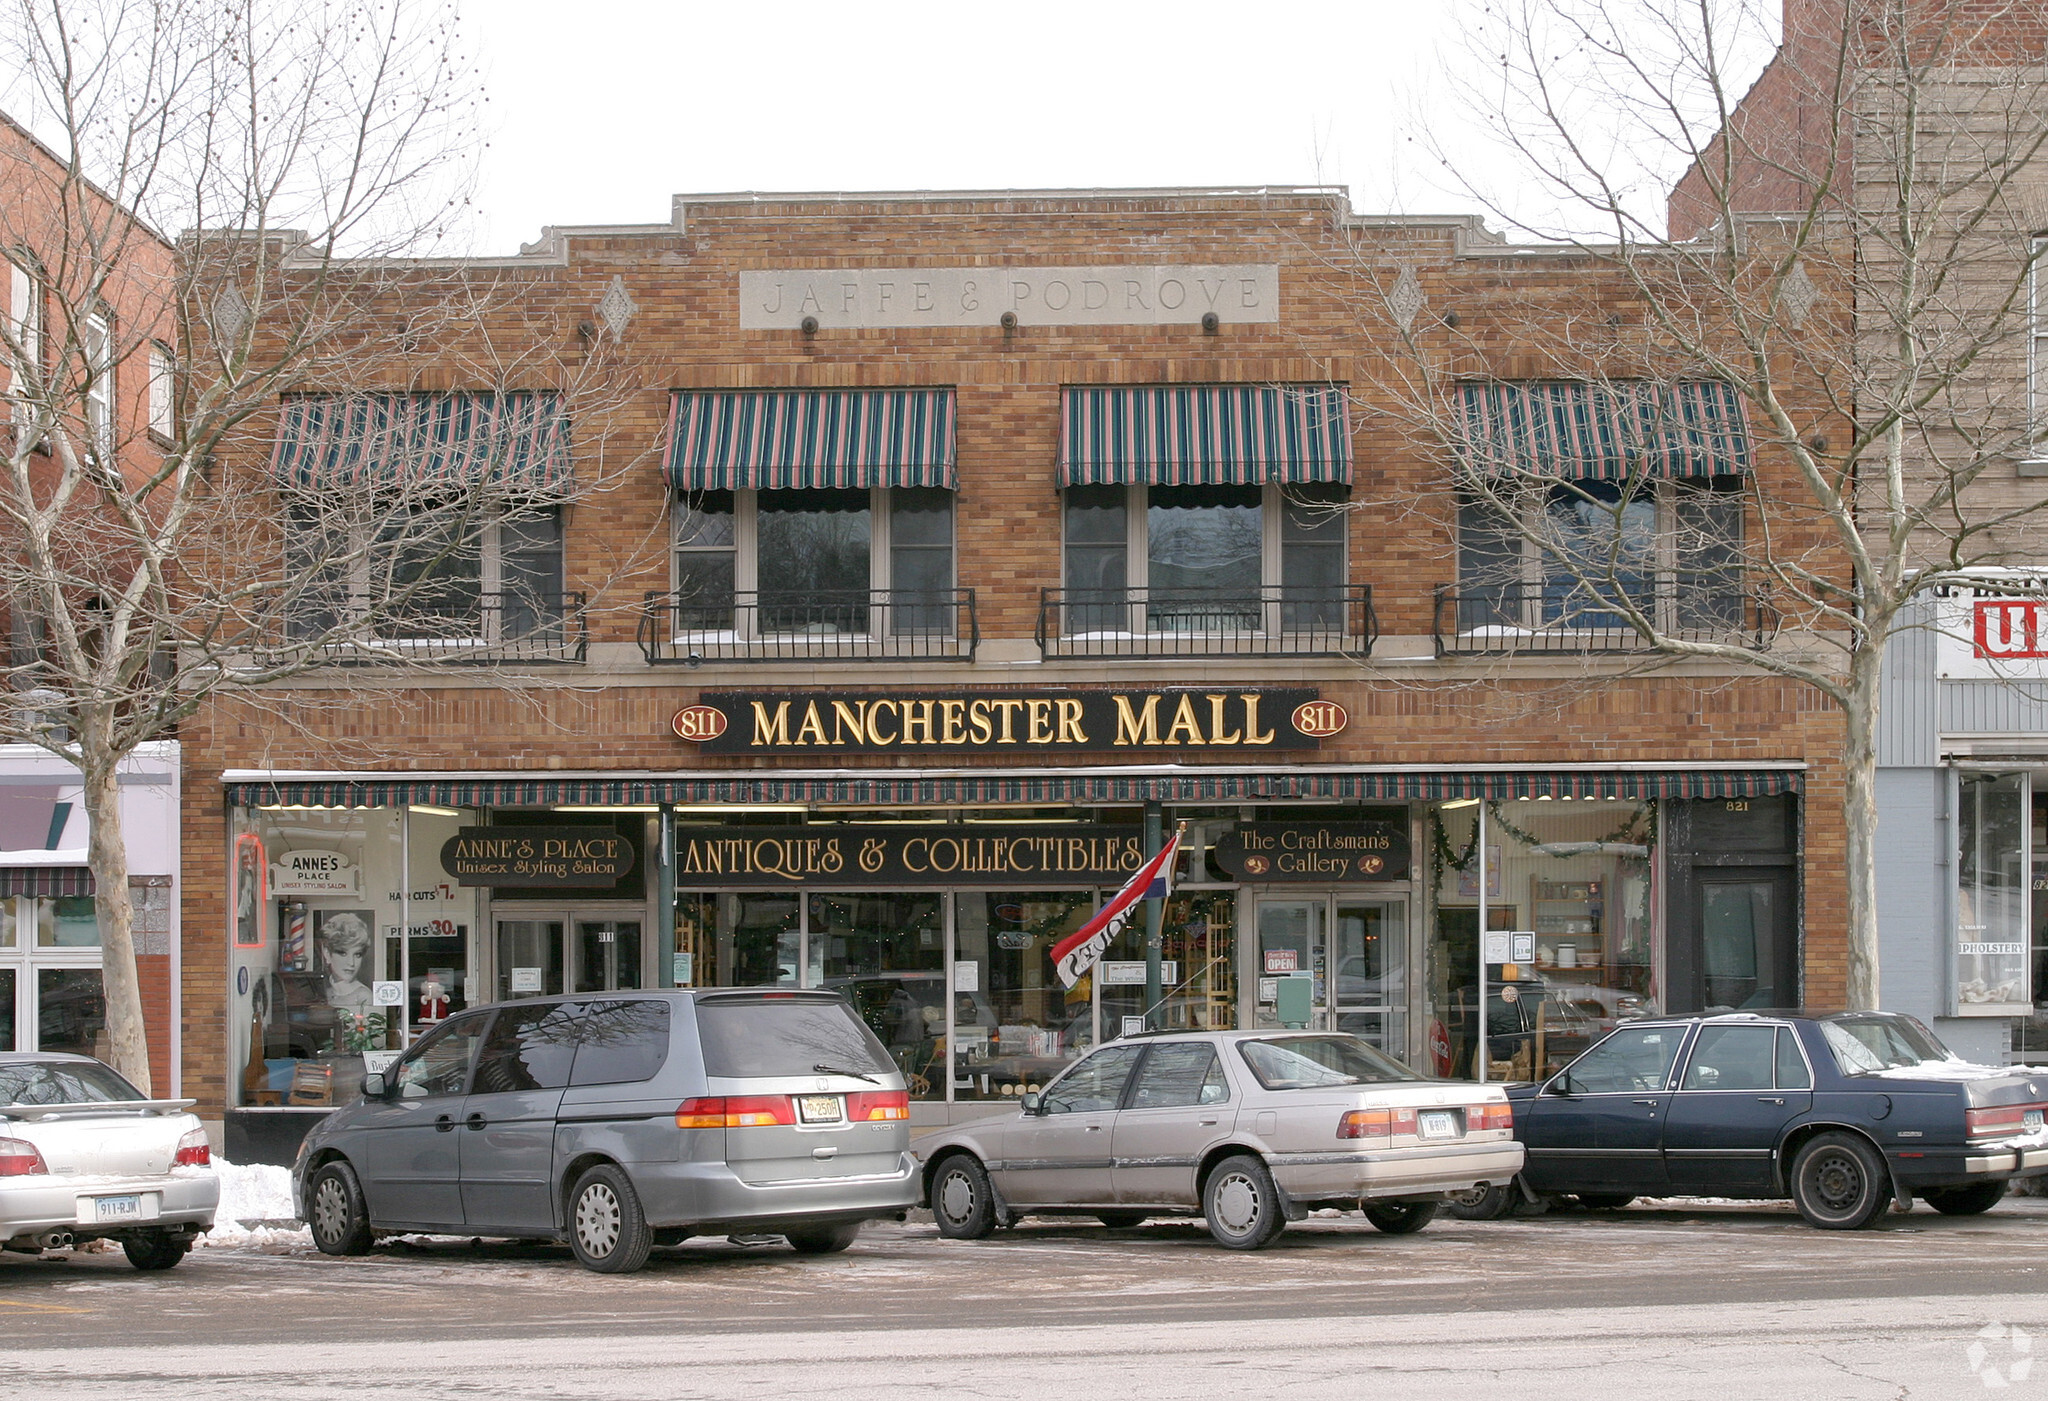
<box><xmin>224</xmin><ymin>765</ymin><xmax>1801</xmax><ymax>809</ymax></box>
<box><xmin>665</xmin><ymin>389</ymin><xmax>956</xmax><ymax>492</ymax></box>
<box><xmin>1060</xmin><ymin>385</ymin><xmax>1353</xmax><ymax>487</ymax></box>
<box><xmin>1456</xmin><ymin>380</ymin><xmax>1752</xmax><ymax>481</ymax></box>
<box><xmin>0</xmin><ymin>865</ymin><xmax>94</xmax><ymax>896</ymax></box>
<box><xmin>270</xmin><ymin>393</ymin><xmax>573</xmax><ymax>493</ymax></box>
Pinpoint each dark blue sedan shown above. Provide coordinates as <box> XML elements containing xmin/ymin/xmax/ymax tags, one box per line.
<box><xmin>1449</xmin><ymin>1011</ymin><xmax>2048</xmax><ymax>1229</ymax></box>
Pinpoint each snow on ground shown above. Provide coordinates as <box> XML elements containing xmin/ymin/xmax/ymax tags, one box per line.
<box><xmin>197</xmin><ymin>1158</ymin><xmax>310</xmax><ymax>1251</ymax></box>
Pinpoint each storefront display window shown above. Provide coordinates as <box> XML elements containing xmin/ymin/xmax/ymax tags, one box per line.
<box><xmin>954</xmin><ymin>891</ymin><xmax>1094</xmax><ymax>1101</ymax></box>
<box><xmin>1426</xmin><ymin>799</ymin><xmax>1656</xmax><ymax>1081</ymax></box>
<box><xmin>1957</xmin><ymin>772</ymin><xmax>2030</xmax><ymax>1015</ymax></box>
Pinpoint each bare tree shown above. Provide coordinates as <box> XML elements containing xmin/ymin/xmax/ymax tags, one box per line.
<box><xmin>0</xmin><ymin>0</ymin><xmax>645</xmax><ymax>1091</ymax></box>
<box><xmin>1346</xmin><ymin>0</ymin><xmax>2048</xmax><ymax>1011</ymax></box>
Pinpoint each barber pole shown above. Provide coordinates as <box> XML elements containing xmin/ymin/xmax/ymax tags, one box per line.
<box><xmin>1051</xmin><ymin>824</ymin><xmax>1185</xmax><ymax>990</ymax></box>
<box><xmin>282</xmin><ymin>902</ymin><xmax>308</xmax><ymax>971</ymax></box>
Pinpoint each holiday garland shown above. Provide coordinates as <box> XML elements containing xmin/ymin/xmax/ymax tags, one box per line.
<box><xmin>1429</xmin><ymin>799</ymin><xmax>1657</xmax><ymax>894</ymax></box>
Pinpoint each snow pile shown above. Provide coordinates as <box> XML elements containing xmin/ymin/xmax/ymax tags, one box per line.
<box><xmin>197</xmin><ymin>1156</ymin><xmax>310</xmax><ymax>1250</ymax></box>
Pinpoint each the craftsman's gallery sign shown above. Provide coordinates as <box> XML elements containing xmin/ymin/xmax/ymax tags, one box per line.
<box><xmin>440</xmin><ymin>827</ymin><xmax>637</xmax><ymax>888</ymax></box>
<box><xmin>1210</xmin><ymin>822</ymin><xmax>1410</xmax><ymax>883</ymax></box>
<box><xmin>671</xmin><ymin>689</ymin><xmax>1344</xmax><ymax>755</ymax></box>
<box><xmin>675</xmin><ymin>825</ymin><xmax>1145</xmax><ymax>887</ymax></box>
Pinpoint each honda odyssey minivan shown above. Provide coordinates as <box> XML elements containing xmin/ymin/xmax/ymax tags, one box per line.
<box><xmin>294</xmin><ymin>989</ymin><xmax>918</xmax><ymax>1273</ymax></box>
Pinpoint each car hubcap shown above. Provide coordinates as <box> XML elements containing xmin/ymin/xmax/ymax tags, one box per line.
<box><xmin>1450</xmin><ymin>1187</ymin><xmax>1491</xmax><ymax>1208</ymax></box>
<box><xmin>576</xmin><ymin>1184</ymin><xmax>621</xmax><ymax>1257</ymax></box>
<box><xmin>313</xmin><ymin>1178</ymin><xmax>347</xmax><ymax>1240</ymax></box>
<box><xmin>939</xmin><ymin>1171</ymin><xmax>975</xmax><ymax>1224</ymax></box>
<box><xmin>1215</xmin><ymin>1173</ymin><xmax>1260</xmax><ymax>1234</ymax></box>
<box><xmin>1812</xmin><ymin>1154</ymin><xmax>1861</xmax><ymax>1211</ymax></box>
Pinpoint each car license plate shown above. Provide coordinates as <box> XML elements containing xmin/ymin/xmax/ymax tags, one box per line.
<box><xmin>2027</xmin><ymin>1109</ymin><xmax>2044</xmax><ymax>1131</ymax></box>
<box><xmin>93</xmin><ymin>1195</ymin><xmax>142</xmax><ymax>1222</ymax></box>
<box><xmin>1419</xmin><ymin>1111</ymin><xmax>1462</xmax><ymax>1141</ymax></box>
<box><xmin>798</xmin><ymin>1095</ymin><xmax>843</xmax><ymax>1125</ymax></box>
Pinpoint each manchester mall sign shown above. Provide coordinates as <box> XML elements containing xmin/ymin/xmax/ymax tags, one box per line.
<box><xmin>671</xmin><ymin>689</ymin><xmax>1347</xmax><ymax>755</ymax></box>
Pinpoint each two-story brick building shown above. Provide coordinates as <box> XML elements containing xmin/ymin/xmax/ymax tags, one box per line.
<box><xmin>176</xmin><ymin>187</ymin><xmax>1847</xmax><ymax>1162</ymax></box>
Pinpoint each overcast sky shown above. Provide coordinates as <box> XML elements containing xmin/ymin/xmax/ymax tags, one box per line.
<box><xmin>466</xmin><ymin>0</ymin><xmax>1502</xmax><ymax>254</ymax></box>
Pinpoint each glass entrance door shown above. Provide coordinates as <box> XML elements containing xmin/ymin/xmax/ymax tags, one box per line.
<box><xmin>1254</xmin><ymin>895</ymin><xmax>1406</xmax><ymax>1053</ymax></box>
<box><xmin>496</xmin><ymin>918</ymin><xmax>565</xmax><ymax>1000</ymax></box>
<box><xmin>575</xmin><ymin>920</ymin><xmax>644</xmax><ymax>993</ymax></box>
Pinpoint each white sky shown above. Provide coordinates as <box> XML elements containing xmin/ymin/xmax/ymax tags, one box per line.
<box><xmin>465</xmin><ymin>0</ymin><xmax>1502</xmax><ymax>254</ymax></box>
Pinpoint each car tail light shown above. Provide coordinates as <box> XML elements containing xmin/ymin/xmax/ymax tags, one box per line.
<box><xmin>674</xmin><ymin>1096</ymin><xmax>797</xmax><ymax>1129</ymax></box>
<box><xmin>174</xmin><ymin>1128</ymin><xmax>212</xmax><ymax>1167</ymax></box>
<box><xmin>0</xmin><ymin>1137</ymin><xmax>48</xmax><ymax>1177</ymax></box>
<box><xmin>1967</xmin><ymin>1103</ymin><xmax>2043</xmax><ymax>1138</ymax></box>
<box><xmin>1469</xmin><ymin>1102</ymin><xmax>1514</xmax><ymax>1133</ymax></box>
<box><xmin>848</xmin><ymin>1090</ymin><xmax>910</xmax><ymax>1122</ymax></box>
<box><xmin>1337</xmin><ymin>1107</ymin><xmax>1417</xmax><ymax>1143</ymax></box>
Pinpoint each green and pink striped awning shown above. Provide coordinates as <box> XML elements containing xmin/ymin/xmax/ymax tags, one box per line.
<box><xmin>1060</xmin><ymin>385</ymin><xmax>1353</xmax><ymax>487</ymax></box>
<box><xmin>665</xmin><ymin>389</ymin><xmax>956</xmax><ymax>491</ymax></box>
<box><xmin>1456</xmin><ymin>380</ymin><xmax>1752</xmax><ymax>480</ymax></box>
<box><xmin>225</xmin><ymin>766</ymin><xmax>1798</xmax><ymax>809</ymax></box>
<box><xmin>270</xmin><ymin>393</ymin><xmax>572</xmax><ymax>493</ymax></box>
<box><xmin>0</xmin><ymin>866</ymin><xmax>94</xmax><ymax>897</ymax></box>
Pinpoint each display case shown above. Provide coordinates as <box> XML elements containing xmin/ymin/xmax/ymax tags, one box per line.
<box><xmin>1532</xmin><ymin>878</ymin><xmax>1605</xmax><ymax>980</ymax></box>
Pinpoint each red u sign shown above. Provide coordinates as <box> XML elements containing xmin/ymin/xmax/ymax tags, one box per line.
<box><xmin>1974</xmin><ymin>600</ymin><xmax>2048</xmax><ymax>659</ymax></box>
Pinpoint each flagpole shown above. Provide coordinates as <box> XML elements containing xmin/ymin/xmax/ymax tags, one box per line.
<box><xmin>1143</xmin><ymin>803</ymin><xmax>1163</xmax><ymax>1030</ymax></box>
<box><xmin>1476</xmin><ymin>801</ymin><xmax>1489</xmax><ymax>1085</ymax></box>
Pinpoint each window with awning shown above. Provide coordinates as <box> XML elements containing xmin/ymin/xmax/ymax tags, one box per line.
<box><xmin>1455</xmin><ymin>380</ymin><xmax>1751</xmax><ymax>481</ymax></box>
<box><xmin>1060</xmin><ymin>384</ymin><xmax>1352</xmax><ymax>487</ymax></box>
<box><xmin>664</xmin><ymin>389</ymin><xmax>956</xmax><ymax>491</ymax></box>
<box><xmin>269</xmin><ymin>392</ymin><xmax>573</xmax><ymax>493</ymax></box>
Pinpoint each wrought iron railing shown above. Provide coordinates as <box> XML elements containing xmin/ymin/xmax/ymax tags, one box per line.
<box><xmin>1432</xmin><ymin>583</ymin><xmax>1774</xmax><ymax>656</ymax></box>
<box><xmin>1035</xmin><ymin>585</ymin><xmax>1376</xmax><ymax>660</ymax></box>
<box><xmin>296</xmin><ymin>591</ymin><xmax>587</xmax><ymax>664</ymax></box>
<box><xmin>638</xmin><ymin>588</ymin><xmax>978</xmax><ymax>663</ymax></box>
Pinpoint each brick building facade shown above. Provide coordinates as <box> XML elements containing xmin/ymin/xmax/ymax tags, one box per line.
<box><xmin>178</xmin><ymin>188</ymin><xmax>1848</xmax><ymax>1160</ymax></box>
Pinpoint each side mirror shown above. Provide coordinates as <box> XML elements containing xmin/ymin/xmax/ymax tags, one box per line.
<box><xmin>1544</xmin><ymin>1074</ymin><xmax>1574</xmax><ymax>1098</ymax></box>
<box><xmin>1020</xmin><ymin>1092</ymin><xmax>1042</xmax><ymax>1116</ymax></box>
<box><xmin>360</xmin><ymin>1071</ymin><xmax>387</xmax><ymax>1100</ymax></box>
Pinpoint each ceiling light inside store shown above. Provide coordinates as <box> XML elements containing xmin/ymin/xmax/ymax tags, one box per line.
<box><xmin>668</xmin><ymin>805</ymin><xmax>808</xmax><ymax>815</ymax></box>
<box><xmin>1439</xmin><ymin>798</ymin><xmax>1480</xmax><ymax>810</ymax></box>
<box><xmin>408</xmin><ymin>805</ymin><xmax>462</xmax><ymax>817</ymax></box>
<box><xmin>554</xmin><ymin>804</ymin><xmax>660</xmax><ymax>813</ymax></box>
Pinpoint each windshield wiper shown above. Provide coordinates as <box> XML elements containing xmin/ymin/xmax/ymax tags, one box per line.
<box><xmin>814</xmin><ymin>1062</ymin><xmax>881</xmax><ymax>1085</ymax></box>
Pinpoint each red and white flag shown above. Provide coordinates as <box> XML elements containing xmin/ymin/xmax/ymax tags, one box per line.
<box><xmin>1051</xmin><ymin>827</ymin><xmax>1184</xmax><ymax>990</ymax></box>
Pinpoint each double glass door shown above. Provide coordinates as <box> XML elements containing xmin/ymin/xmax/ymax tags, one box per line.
<box><xmin>1252</xmin><ymin>895</ymin><xmax>1406</xmax><ymax>1053</ymax></box>
<box><xmin>494</xmin><ymin>910</ymin><xmax>643</xmax><ymax>1001</ymax></box>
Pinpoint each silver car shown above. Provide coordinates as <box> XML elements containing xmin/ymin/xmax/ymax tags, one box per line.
<box><xmin>294</xmin><ymin>990</ymin><xmax>918</xmax><ymax>1273</ymax></box>
<box><xmin>0</xmin><ymin>1053</ymin><xmax>219</xmax><ymax>1269</ymax></box>
<box><xmin>917</xmin><ymin>1030</ymin><xmax>1523</xmax><ymax>1249</ymax></box>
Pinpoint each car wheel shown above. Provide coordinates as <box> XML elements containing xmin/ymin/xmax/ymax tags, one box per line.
<box><xmin>1923</xmin><ymin>1182</ymin><xmax>2008</xmax><ymax>1216</ymax></box>
<box><xmin>122</xmin><ymin>1229</ymin><xmax>190</xmax><ymax>1271</ymax></box>
<box><xmin>930</xmin><ymin>1154</ymin><xmax>996</xmax><ymax>1240</ymax></box>
<box><xmin>567</xmin><ymin>1163</ymin><xmax>654</xmax><ymax>1273</ymax></box>
<box><xmin>1202</xmin><ymin>1154</ymin><xmax>1285</xmax><ymax>1251</ymax></box>
<box><xmin>1573</xmin><ymin>1193</ymin><xmax>1636</xmax><ymax>1210</ymax></box>
<box><xmin>1790</xmin><ymin>1132</ymin><xmax>1891</xmax><ymax>1230</ymax></box>
<box><xmin>1363</xmin><ymin>1201</ymin><xmax>1438</xmax><ymax>1235</ymax></box>
<box><xmin>1096</xmin><ymin>1211</ymin><xmax>1148</xmax><ymax>1229</ymax></box>
<box><xmin>1445</xmin><ymin>1184</ymin><xmax>1515</xmax><ymax>1221</ymax></box>
<box><xmin>785</xmin><ymin>1222</ymin><xmax>862</xmax><ymax>1255</ymax></box>
<box><xmin>306</xmin><ymin>1160</ymin><xmax>374</xmax><ymax>1257</ymax></box>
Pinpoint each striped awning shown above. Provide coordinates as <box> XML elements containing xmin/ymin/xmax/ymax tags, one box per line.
<box><xmin>225</xmin><ymin>766</ymin><xmax>1799</xmax><ymax>809</ymax></box>
<box><xmin>0</xmin><ymin>866</ymin><xmax>94</xmax><ymax>897</ymax></box>
<box><xmin>665</xmin><ymin>390</ymin><xmax>956</xmax><ymax>491</ymax></box>
<box><xmin>1061</xmin><ymin>385</ymin><xmax>1352</xmax><ymax>487</ymax></box>
<box><xmin>1456</xmin><ymin>380</ymin><xmax>1752</xmax><ymax>480</ymax></box>
<box><xmin>270</xmin><ymin>393</ymin><xmax>573</xmax><ymax>493</ymax></box>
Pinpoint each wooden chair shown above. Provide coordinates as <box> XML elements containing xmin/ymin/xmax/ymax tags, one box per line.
<box><xmin>286</xmin><ymin>1061</ymin><xmax>333</xmax><ymax>1105</ymax></box>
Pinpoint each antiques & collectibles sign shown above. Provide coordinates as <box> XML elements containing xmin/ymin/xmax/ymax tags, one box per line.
<box><xmin>674</xmin><ymin>825</ymin><xmax>1145</xmax><ymax>887</ymax></box>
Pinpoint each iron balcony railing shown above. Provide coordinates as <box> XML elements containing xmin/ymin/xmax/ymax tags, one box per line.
<box><xmin>1035</xmin><ymin>584</ymin><xmax>1377</xmax><ymax>660</ymax></box>
<box><xmin>294</xmin><ymin>590</ymin><xmax>588</xmax><ymax>664</ymax></box>
<box><xmin>1432</xmin><ymin>582</ymin><xmax>1775</xmax><ymax>656</ymax></box>
<box><xmin>638</xmin><ymin>588</ymin><xmax>979</xmax><ymax>664</ymax></box>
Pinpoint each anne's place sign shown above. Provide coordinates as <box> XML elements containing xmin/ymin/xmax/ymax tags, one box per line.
<box><xmin>271</xmin><ymin>848</ymin><xmax>358</xmax><ymax>897</ymax></box>
<box><xmin>739</xmin><ymin>265</ymin><xmax>1281</xmax><ymax>330</ymax></box>
<box><xmin>440</xmin><ymin>827</ymin><xmax>637</xmax><ymax>889</ymax></box>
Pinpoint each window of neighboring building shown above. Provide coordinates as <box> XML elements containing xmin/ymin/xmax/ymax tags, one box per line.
<box><xmin>8</xmin><ymin>260</ymin><xmax>39</xmax><ymax>403</ymax></box>
<box><xmin>670</xmin><ymin>486</ymin><xmax>956</xmax><ymax>638</ymax></box>
<box><xmin>0</xmin><ymin>895</ymin><xmax>107</xmax><ymax>1056</ymax></box>
<box><xmin>2031</xmin><ymin>236</ymin><xmax>2048</xmax><ymax>461</ymax></box>
<box><xmin>1060</xmin><ymin>483</ymin><xmax>1347</xmax><ymax>633</ymax></box>
<box><xmin>147</xmin><ymin>343</ymin><xmax>174</xmax><ymax>441</ymax></box>
<box><xmin>1455</xmin><ymin>477</ymin><xmax>1746</xmax><ymax>634</ymax></box>
<box><xmin>83</xmin><ymin>312</ymin><xmax>112</xmax><ymax>459</ymax></box>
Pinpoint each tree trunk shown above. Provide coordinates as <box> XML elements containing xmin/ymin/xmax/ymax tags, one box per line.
<box><xmin>1840</xmin><ymin>644</ymin><xmax>1883</xmax><ymax>1012</ymax></box>
<box><xmin>79</xmin><ymin>754</ymin><xmax>149</xmax><ymax>1094</ymax></box>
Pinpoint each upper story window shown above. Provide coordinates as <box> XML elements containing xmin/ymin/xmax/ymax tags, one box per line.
<box><xmin>83</xmin><ymin>312</ymin><xmax>112</xmax><ymax>459</ymax></box>
<box><xmin>2031</xmin><ymin>237</ymin><xmax>2048</xmax><ymax>461</ymax></box>
<box><xmin>664</xmin><ymin>389</ymin><xmax>959</xmax><ymax>641</ymax></box>
<box><xmin>1055</xmin><ymin>384</ymin><xmax>1353</xmax><ymax>637</ymax></box>
<box><xmin>1449</xmin><ymin>381</ymin><xmax>1753</xmax><ymax>641</ymax></box>
<box><xmin>7</xmin><ymin>260</ymin><xmax>39</xmax><ymax>419</ymax></box>
<box><xmin>147</xmin><ymin>343</ymin><xmax>174</xmax><ymax>442</ymax></box>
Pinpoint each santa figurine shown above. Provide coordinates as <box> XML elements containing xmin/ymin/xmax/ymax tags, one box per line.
<box><xmin>418</xmin><ymin>976</ymin><xmax>450</xmax><ymax>1024</ymax></box>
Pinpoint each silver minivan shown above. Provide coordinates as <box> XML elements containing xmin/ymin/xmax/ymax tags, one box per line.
<box><xmin>293</xmin><ymin>990</ymin><xmax>917</xmax><ymax>1273</ymax></box>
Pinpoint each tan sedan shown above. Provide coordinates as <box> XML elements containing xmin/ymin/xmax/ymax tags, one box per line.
<box><xmin>916</xmin><ymin>1030</ymin><xmax>1522</xmax><ymax>1249</ymax></box>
